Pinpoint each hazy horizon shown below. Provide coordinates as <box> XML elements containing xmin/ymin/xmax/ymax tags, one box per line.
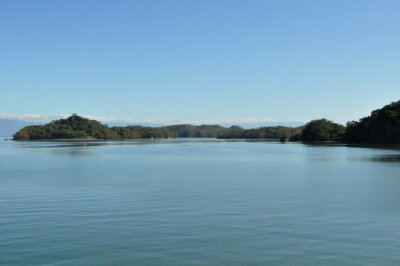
<box><xmin>0</xmin><ymin>113</ymin><xmax>306</xmax><ymax>137</ymax></box>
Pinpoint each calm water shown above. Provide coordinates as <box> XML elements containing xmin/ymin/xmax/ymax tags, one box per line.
<box><xmin>1</xmin><ymin>139</ymin><xmax>400</xmax><ymax>265</ymax></box>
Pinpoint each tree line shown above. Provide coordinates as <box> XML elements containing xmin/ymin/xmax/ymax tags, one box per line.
<box><xmin>289</xmin><ymin>100</ymin><xmax>400</xmax><ymax>143</ymax></box>
<box><xmin>13</xmin><ymin>115</ymin><xmax>177</xmax><ymax>140</ymax></box>
<box><xmin>13</xmin><ymin>100</ymin><xmax>400</xmax><ymax>143</ymax></box>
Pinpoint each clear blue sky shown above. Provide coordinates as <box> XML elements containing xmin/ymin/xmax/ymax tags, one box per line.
<box><xmin>0</xmin><ymin>0</ymin><xmax>399</xmax><ymax>124</ymax></box>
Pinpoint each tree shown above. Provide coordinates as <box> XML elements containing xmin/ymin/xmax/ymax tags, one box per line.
<box><xmin>301</xmin><ymin>119</ymin><xmax>345</xmax><ymax>141</ymax></box>
<box><xmin>343</xmin><ymin>100</ymin><xmax>400</xmax><ymax>143</ymax></box>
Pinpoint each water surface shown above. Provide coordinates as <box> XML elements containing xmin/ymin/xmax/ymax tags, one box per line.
<box><xmin>1</xmin><ymin>139</ymin><xmax>400</xmax><ymax>265</ymax></box>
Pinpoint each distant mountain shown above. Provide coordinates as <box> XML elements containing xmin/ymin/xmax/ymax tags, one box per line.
<box><xmin>107</xmin><ymin>122</ymin><xmax>164</xmax><ymax>128</ymax></box>
<box><xmin>108</xmin><ymin>121</ymin><xmax>305</xmax><ymax>129</ymax></box>
<box><xmin>0</xmin><ymin>119</ymin><xmax>39</xmax><ymax>138</ymax></box>
<box><xmin>219</xmin><ymin>121</ymin><xmax>305</xmax><ymax>129</ymax></box>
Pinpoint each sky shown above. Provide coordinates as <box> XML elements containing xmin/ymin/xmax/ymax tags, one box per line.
<box><xmin>0</xmin><ymin>0</ymin><xmax>399</xmax><ymax>125</ymax></box>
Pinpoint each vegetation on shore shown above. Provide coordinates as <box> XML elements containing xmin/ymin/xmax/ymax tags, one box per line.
<box><xmin>13</xmin><ymin>100</ymin><xmax>400</xmax><ymax>143</ymax></box>
<box><xmin>216</xmin><ymin>100</ymin><xmax>399</xmax><ymax>143</ymax></box>
<box><xmin>217</xmin><ymin>126</ymin><xmax>303</xmax><ymax>139</ymax></box>
<box><xmin>164</xmin><ymin>124</ymin><xmax>230</xmax><ymax>138</ymax></box>
<box><xmin>289</xmin><ymin>119</ymin><xmax>345</xmax><ymax>142</ymax></box>
<box><xmin>289</xmin><ymin>100</ymin><xmax>399</xmax><ymax>143</ymax></box>
<box><xmin>12</xmin><ymin>115</ymin><xmax>303</xmax><ymax>141</ymax></box>
<box><xmin>13</xmin><ymin>115</ymin><xmax>177</xmax><ymax>140</ymax></box>
<box><xmin>343</xmin><ymin>100</ymin><xmax>400</xmax><ymax>143</ymax></box>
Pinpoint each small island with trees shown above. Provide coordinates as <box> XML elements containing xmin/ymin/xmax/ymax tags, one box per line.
<box><xmin>12</xmin><ymin>100</ymin><xmax>400</xmax><ymax>144</ymax></box>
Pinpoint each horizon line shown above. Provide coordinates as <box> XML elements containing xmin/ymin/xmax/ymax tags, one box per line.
<box><xmin>0</xmin><ymin>113</ymin><xmax>306</xmax><ymax>126</ymax></box>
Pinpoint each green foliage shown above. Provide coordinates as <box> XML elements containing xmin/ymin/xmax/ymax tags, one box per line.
<box><xmin>12</xmin><ymin>100</ymin><xmax>400</xmax><ymax>143</ymax></box>
<box><xmin>165</xmin><ymin>124</ymin><xmax>230</xmax><ymax>137</ymax></box>
<box><xmin>13</xmin><ymin>115</ymin><xmax>303</xmax><ymax>141</ymax></box>
<box><xmin>116</xmin><ymin>126</ymin><xmax>177</xmax><ymax>139</ymax></box>
<box><xmin>13</xmin><ymin>114</ymin><xmax>177</xmax><ymax>140</ymax></box>
<box><xmin>288</xmin><ymin>133</ymin><xmax>301</xmax><ymax>141</ymax></box>
<box><xmin>15</xmin><ymin>126</ymin><xmax>50</xmax><ymax>140</ymax></box>
<box><xmin>229</xmin><ymin>125</ymin><xmax>244</xmax><ymax>131</ymax></box>
<box><xmin>218</xmin><ymin>126</ymin><xmax>303</xmax><ymax>139</ymax></box>
<box><xmin>300</xmin><ymin>119</ymin><xmax>345</xmax><ymax>141</ymax></box>
<box><xmin>343</xmin><ymin>100</ymin><xmax>400</xmax><ymax>143</ymax></box>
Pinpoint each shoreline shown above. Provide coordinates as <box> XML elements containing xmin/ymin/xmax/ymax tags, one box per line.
<box><xmin>8</xmin><ymin>138</ymin><xmax>400</xmax><ymax>145</ymax></box>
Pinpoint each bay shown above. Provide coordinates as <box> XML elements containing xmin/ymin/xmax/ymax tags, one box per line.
<box><xmin>1</xmin><ymin>139</ymin><xmax>400</xmax><ymax>265</ymax></box>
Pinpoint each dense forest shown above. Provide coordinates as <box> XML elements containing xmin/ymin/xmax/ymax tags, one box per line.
<box><xmin>289</xmin><ymin>119</ymin><xmax>345</xmax><ymax>141</ymax></box>
<box><xmin>164</xmin><ymin>124</ymin><xmax>230</xmax><ymax>138</ymax></box>
<box><xmin>217</xmin><ymin>126</ymin><xmax>303</xmax><ymax>139</ymax></box>
<box><xmin>343</xmin><ymin>100</ymin><xmax>400</xmax><ymax>143</ymax></box>
<box><xmin>289</xmin><ymin>100</ymin><xmax>400</xmax><ymax>143</ymax></box>
<box><xmin>12</xmin><ymin>100</ymin><xmax>400</xmax><ymax>143</ymax></box>
<box><xmin>12</xmin><ymin>115</ymin><xmax>303</xmax><ymax>141</ymax></box>
<box><xmin>13</xmin><ymin>115</ymin><xmax>177</xmax><ymax>140</ymax></box>
<box><xmin>218</xmin><ymin>100</ymin><xmax>399</xmax><ymax>142</ymax></box>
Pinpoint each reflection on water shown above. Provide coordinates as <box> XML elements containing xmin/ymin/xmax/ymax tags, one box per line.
<box><xmin>20</xmin><ymin>143</ymin><xmax>105</xmax><ymax>148</ymax></box>
<box><xmin>371</xmin><ymin>154</ymin><xmax>400</xmax><ymax>163</ymax></box>
<box><xmin>14</xmin><ymin>138</ymin><xmax>283</xmax><ymax>152</ymax></box>
<box><xmin>15</xmin><ymin>138</ymin><xmax>400</xmax><ymax>149</ymax></box>
<box><xmin>303</xmin><ymin>141</ymin><xmax>400</xmax><ymax>151</ymax></box>
<box><xmin>13</xmin><ymin>139</ymin><xmax>400</xmax><ymax>164</ymax></box>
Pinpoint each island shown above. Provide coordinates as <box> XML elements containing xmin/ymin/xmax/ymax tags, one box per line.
<box><xmin>13</xmin><ymin>100</ymin><xmax>400</xmax><ymax>143</ymax></box>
